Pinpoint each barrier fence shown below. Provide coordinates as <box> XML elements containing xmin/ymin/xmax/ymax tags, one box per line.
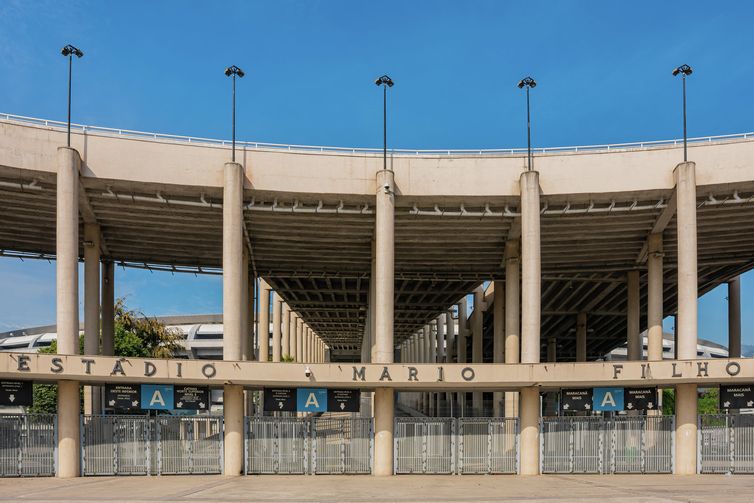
<box><xmin>245</xmin><ymin>416</ymin><xmax>373</xmax><ymax>475</ymax></box>
<box><xmin>699</xmin><ymin>414</ymin><xmax>754</xmax><ymax>474</ymax></box>
<box><xmin>81</xmin><ymin>415</ymin><xmax>222</xmax><ymax>476</ymax></box>
<box><xmin>0</xmin><ymin>414</ymin><xmax>56</xmax><ymax>477</ymax></box>
<box><xmin>541</xmin><ymin>415</ymin><xmax>674</xmax><ymax>474</ymax></box>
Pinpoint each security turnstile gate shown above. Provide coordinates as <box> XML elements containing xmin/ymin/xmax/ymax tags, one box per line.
<box><xmin>700</xmin><ymin>414</ymin><xmax>754</xmax><ymax>474</ymax></box>
<box><xmin>245</xmin><ymin>416</ymin><xmax>373</xmax><ymax>474</ymax></box>
<box><xmin>81</xmin><ymin>415</ymin><xmax>222</xmax><ymax>476</ymax></box>
<box><xmin>0</xmin><ymin>414</ymin><xmax>56</xmax><ymax>477</ymax></box>
<box><xmin>541</xmin><ymin>416</ymin><xmax>673</xmax><ymax>474</ymax></box>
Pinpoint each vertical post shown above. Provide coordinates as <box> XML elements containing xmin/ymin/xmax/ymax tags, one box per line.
<box><xmin>472</xmin><ymin>286</ymin><xmax>484</xmax><ymax>413</ymax></box>
<box><xmin>457</xmin><ymin>298</ymin><xmax>468</xmax><ymax>411</ymax></box>
<box><xmin>240</xmin><ymin>249</ymin><xmax>249</xmax><ymax>360</ymax></box>
<box><xmin>295</xmin><ymin>318</ymin><xmax>302</xmax><ymax>362</ymax></box>
<box><xmin>445</xmin><ymin>310</ymin><xmax>455</xmax><ymax>363</ymax></box>
<box><xmin>519</xmin><ymin>169</ymin><xmax>541</xmax><ymax>475</ymax></box>
<box><xmin>56</xmin><ymin>147</ymin><xmax>81</xmax><ymax>478</ymax></box>
<box><xmin>493</xmin><ymin>281</ymin><xmax>505</xmax><ymax>417</ymax></box>
<box><xmin>576</xmin><ymin>312</ymin><xmax>587</xmax><ymax>362</ymax></box>
<box><xmin>282</xmin><ymin>303</ymin><xmax>291</xmax><ymax>359</ymax></box>
<box><xmin>258</xmin><ymin>280</ymin><xmax>270</xmax><ymax>362</ymax></box>
<box><xmin>373</xmin><ymin>167</ymin><xmax>395</xmax><ymax>476</ymax></box>
<box><xmin>100</xmin><ymin>260</ymin><xmax>115</xmax><ymax>357</ymax></box>
<box><xmin>674</xmin><ymin>161</ymin><xmax>698</xmax><ymax>475</ymax></box>
<box><xmin>647</xmin><ymin>234</ymin><xmax>664</xmax><ymax>361</ymax></box>
<box><xmin>272</xmin><ymin>295</ymin><xmax>282</xmax><ymax>362</ymax></box>
<box><xmin>505</xmin><ymin>240</ymin><xmax>520</xmax><ymax>418</ymax></box>
<box><xmin>547</xmin><ymin>337</ymin><xmax>556</xmax><ymax>363</ymax></box>
<box><xmin>627</xmin><ymin>270</ymin><xmax>641</xmax><ymax>361</ymax></box>
<box><xmin>223</xmin><ymin>161</ymin><xmax>245</xmax><ymax>476</ymax></box>
<box><xmin>83</xmin><ymin>223</ymin><xmax>100</xmax><ymax>415</ymax></box>
<box><xmin>728</xmin><ymin>276</ymin><xmax>741</xmax><ymax>358</ymax></box>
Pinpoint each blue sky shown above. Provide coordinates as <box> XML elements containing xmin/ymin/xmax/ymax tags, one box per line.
<box><xmin>0</xmin><ymin>1</ymin><xmax>752</xmax><ymax>348</ymax></box>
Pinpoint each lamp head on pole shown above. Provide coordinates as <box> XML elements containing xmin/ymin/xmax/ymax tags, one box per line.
<box><xmin>374</xmin><ymin>75</ymin><xmax>394</xmax><ymax>87</ymax></box>
<box><xmin>224</xmin><ymin>65</ymin><xmax>245</xmax><ymax>78</ymax></box>
<box><xmin>517</xmin><ymin>76</ymin><xmax>536</xmax><ymax>89</ymax></box>
<box><xmin>672</xmin><ymin>64</ymin><xmax>693</xmax><ymax>77</ymax></box>
<box><xmin>61</xmin><ymin>45</ymin><xmax>84</xmax><ymax>58</ymax></box>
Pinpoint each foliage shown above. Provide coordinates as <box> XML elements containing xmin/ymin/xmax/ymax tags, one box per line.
<box><xmin>661</xmin><ymin>387</ymin><xmax>720</xmax><ymax>416</ymax></box>
<box><xmin>29</xmin><ymin>298</ymin><xmax>182</xmax><ymax>413</ymax></box>
<box><xmin>281</xmin><ymin>355</ymin><xmax>295</xmax><ymax>363</ymax></box>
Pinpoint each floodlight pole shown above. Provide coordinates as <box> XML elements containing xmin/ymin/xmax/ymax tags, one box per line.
<box><xmin>682</xmin><ymin>72</ymin><xmax>688</xmax><ymax>162</ymax></box>
<box><xmin>67</xmin><ymin>53</ymin><xmax>73</xmax><ymax>147</ymax></box>
<box><xmin>525</xmin><ymin>84</ymin><xmax>532</xmax><ymax>171</ymax></box>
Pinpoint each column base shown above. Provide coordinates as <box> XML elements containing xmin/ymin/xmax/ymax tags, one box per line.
<box><xmin>57</xmin><ymin>380</ymin><xmax>81</xmax><ymax>478</ymax></box>
<box><xmin>675</xmin><ymin>383</ymin><xmax>698</xmax><ymax>475</ymax></box>
<box><xmin>223</xmin><ymin>384</ymin><xmax>245</xmax><ymax>476</ymax></box>
<box><xmin>373</xmin><ymin>388</ymin><xmax>394</xmax><ymax>476</ymax></box>
<box><xmin>519</xmin><ymin>386</ymin><xmax>540</xmax><ymax>475</ymax></box>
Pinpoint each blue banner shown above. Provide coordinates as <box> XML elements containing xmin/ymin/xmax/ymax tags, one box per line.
<box><xmin>296</xmin><ymin>388</ymin><xmax>327</xmax><ymax>412</ymax></box>
<box><xmin>141</xmin><ymin>384</ymin><xmax>174</xmax><ymax>410</ymax></box>
<box><xmin>593</xmin><ymin>387</ymin><xmax>624</xmax><ymax>412</ymax></box>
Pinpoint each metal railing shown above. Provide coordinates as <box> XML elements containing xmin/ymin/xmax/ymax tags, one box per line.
<box><xmin>0</xmin><ymin>414</ymin><xmax>56</xmax><ymax>477</ymax></box>
<box><xmin>458</xmin><ymin>418</ymin><xmax>518</xmax><ymax>474</ymax></box>
<box><xmin>541</xmin><ymin>415</ymin><xmax>673</xmax><ymax>474</ymax></box>
<box><xmin>245</xmin><ymin>416</ymin><xmax>372</xmax><ymax>474</ymax></box>
<box><xmin>699</xmin><ymin>414</ymin><xmax>754</xmax><ymax>474</ymax></box>
<box><xmin>2</xmin><ymin>112</ymin><xmax>752</xmax><ymax>157</ymax></box>
<box><xmin>395</xmin><ymin>417</ymin><xmax>456</xmax><ymax>474</ymax></box>
<box><xmin>81</xmin><ymin>415</ymin><xmax>222</xmax><ymax>476</ymax></box>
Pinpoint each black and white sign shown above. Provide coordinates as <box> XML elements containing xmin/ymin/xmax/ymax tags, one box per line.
<box><xmin>720</xmin><ymin>385</ymin><xmax>754</xmax><ymax>410</ymax></box>
<box><xmin>105</xmin><ymin>384</ymin><xmax>141</xmax><ymax>411</ymax></box>
<box><xmin>263</xmin><ymin>388</ymin><xmax>296</xmax><ymax>412</ymax></box>
<box><xmin>327</xmin><ymin>389</ymin><xmax>360</xmax><ymax>412</ymax></box>
<box><xmin>173</xmin><ymin>386</ymin><xmax>209</xmax><ymax>410</ymax></box>
<box><xmin>561</xmin><ymin>388</ymin><xmax>593</xmax><ymax>412</ymax></box>
<box><xmin>0</xmin><ymin>380</ymin><xmax>32</xmax><ymax>406</ymax></box>
<box><xmin>624</xmin><ymin>387</ymin><xmax>658</xmax><ymax>411</ymax></box>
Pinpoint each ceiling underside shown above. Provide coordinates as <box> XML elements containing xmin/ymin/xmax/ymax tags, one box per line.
<box><xmin>1</xmin><ymin>166</ymin><xmax>753</xmax><ymax>360</ymax></box>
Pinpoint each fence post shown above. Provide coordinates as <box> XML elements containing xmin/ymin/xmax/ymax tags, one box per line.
<box><xmin>729</xmin><ymin>415</ymin><xmax>735</xmax><ymax>474</ymax></box>
<box><xmin>457</xmin><ymin>419</ymin><xmax>464</xmax><ymax>474</ymax></box>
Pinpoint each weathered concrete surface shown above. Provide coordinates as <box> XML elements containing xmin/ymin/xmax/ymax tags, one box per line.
<box><xmin>1</xmin><ymin>474</ymin><xmax>753</xmax><ymax>502</ymax></box>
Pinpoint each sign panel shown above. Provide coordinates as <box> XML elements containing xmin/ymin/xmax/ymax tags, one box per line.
<box><xmin>174</xmin><ymin>385</ymin><xmax>209</xmax><ymax>410</ymax></box>
<box><xmin>106</xmin><ymin>384</ymin><xmax>141</xmax><ymax>411</ymax></box>
<box><xmin>297</xmin><ymin>388</ymin><xmax>327</xmax><ymax>413</ymax></box>
<box><xmin>720</xmin><ymin>385</ymin><xmax>754</xmax><ymax>410</ymax></box>
<box><xmin>624</xmin><ymin>387</ymin><xmax>658</xmax><ymax>411</ymax></box>
<box><xmin>140</xmin><ymin>384</ymin><xmax>174</xmax><ymax>410</ymax></box>
<box><xmin>561</xmin><ymin>388</ymin><xmax>593</xmax><ymax>412</ymax></box>
<box><xmin>264</xmin><ymin>388</ymin><xmax>296</xmax><ymax>412</ymax></box>
<box><xmin>0</xmin><ymin>380</ymin><xmax>32</xmax><ymax>406</ymax></box>
<box><xmin>593</xmin><ymin>387</ymin><xmax>624</xmax><ymax>412</ymax></box>
<box><xmin>327</xmin><ymin>389</ymin><xmax>361</xmax><ymax>412</ymax></box>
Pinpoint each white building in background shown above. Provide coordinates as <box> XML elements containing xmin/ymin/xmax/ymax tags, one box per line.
<box><xmin>604</xmin><ymin>331</ymin><xmax>728</xmax><ymax>361</ymax></box>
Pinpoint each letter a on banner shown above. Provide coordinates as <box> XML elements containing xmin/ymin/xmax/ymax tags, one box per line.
<box><xmin>593</xmin><ymin>387</ymin><xmax>623</xmax><ymax>412</ymax></box>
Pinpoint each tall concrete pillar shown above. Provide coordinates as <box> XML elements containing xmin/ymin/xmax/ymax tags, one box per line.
<box><xmin>647</xmin><ymin>234</ymin><xmax>664</xmax><ymax>361</ymax></box>
<box><xmin>445</xmin><ymin>310</ymin><xmax>455</xmax><ymax>363</ymax></box>
<box><xmin>505</xmin><ymin>240</ymin><xmax>520</xmax><ymax>418</ymax></box>
<box><xmin>101</xmin><ymin>260</ymin><xmax>115</xmax><ymax>357</ymax></box>
<box><xmin>248</xmin><ymin>272</ymin><xmax>256</xmax><ymax>360</ymax></box>
<box><xmin>576</xmin><ymin>312</ymin><xmax>587</xmax><ymax>362</ymax></box>
<box><xmin>295</xmin><ymin>318</ymin><xmax>302</xmax><ymax>362</ymax></box>
<box><xmin>240</xmin><ymin>250</ymin><xmax>250</xmax><ymax>361</ymax></box>
<box><xmin>56</xmin><ymin>147</ymin><xmax>81</xmax><ymax>478</ymax></box>
<box><xmin>472</xmin><ymin>287</ymin><xmax>484</xmax><ymax>413</ymax></box>
<box><xmin>493</xmin><ymin>281</ymin><xmax>505</xmax><ymax>417</ymax></box>
<box><xmin>428</xmin><ymin>323</ymin><xmax>436</xmax><ymax>415</ymax></box>
<box><xmin>627</xmin><ymin>270</ymin><xmax>641</xmax><ymax>361</ymax></box>
<box><xmin>674</xmin><ymin>161</ymin><xmax>698</xmax><ymax>475</ymax></box>
<box><xmin>519</xmin><ymin>170</ymin><xmax>541</xmax><ymax>475</ymax></box>
<box><xmin>728</xmin><ymin>276</ymin><xmax>741</xmax><ymax>358</ymax></box>
<box><xmin>222</xmin><ymin>161</ymin><xmax>245</xmax><ymax>476</ymax></box>
<box><xmin>457</xmin><ymin>298</ymin><xmax>468</xmax><ymax>411</ymax></box>
<box><xmin>83</xmin><ymin>224</ymin><xmax>101</xmax><ymax>415</ymax></box>
<box><xmin>282</xmin><ymin>303</ymin><xmax>291</xmax><ymax>359</ymax></box>
<box><xmin>272</xmin><ymin>297</ymin><xmax>282</xmax><ymax>362</ymax></box>
<box><xmin>373</xmin><ymin>168</ymin><xmax>395</xmax><ymax>476</ymax></box>
<box><xmin>258</xmin><ymin>280</ymin><xmax>270</xmax><ymax>362</ymax></box>
<box><xmin>547</xmin><ymin>336</ymin><xmax>557</xmax><ymax>362</ymax></box>
<box><xmin>437</xmin><ymin>315</ymin><xmax>446</xmax><ymax>363</ymax></box>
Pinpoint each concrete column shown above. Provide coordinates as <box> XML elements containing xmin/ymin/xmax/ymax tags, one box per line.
<box><xmin>728</xmin><ymin>276</ymin><xmax>742</xmax><ymax>358</ymax></box>
<box><xmin>445</xmin><ymin>310</ymin><xmax>455</xmax><ymax>363</ymax></box>
<box><xmin>240</xmin><ymin>250</ymin><xmax>250</xmax><ymax>361</ymax></box>
<box><xmin>674</xmin><ymin>161</ymin><xmax>698</xmax><ymax>475</ymax></box>
<box><xmin>493</xmin><ymin>281</ymin><xmax>505</xmax><ymax>417</ymax></box>
<box><xmin>248</xmin><ymin>273</ymin><xmax>256</xmax><ymax>361</ymax></box>
<box><xmin>272</xmin><ymin>300</ymin><xmax>281</xmax><ymax>360</ymax></box>
<box><xmin>429</xmin><ymin>320</ymin><xmax>438</xmax><ymax>364</ymax></box>
<box><xmin>222</xmin><ymin>161</ymin><xmax>245</xmax><ymax>476</ymax></box>
<box><xmin>56</xmin><ymin>147</ymin><xmax>81</xmax><ymax>478</ymax></box>
<box><xmin>100</xmin><ymin>260</ymin><xmax>115</xmax><ymax>357</ymax></box>
<box><xmin>519</xmin><ymin>170</ymin><xmax>541</xmax><ymax>474</ymax></box>
<box><xmin>83</xmin><ymin>224</ymin><xmax>101</xmax><ymax>415</ymax></box>
<box><xmin>457</xmin><ymin>298</ymin><xmax>468</xmax><ymax>412</ymax></box>
<box><xmin>373</xmin><ymin>168</ymin><xmax>395</xmax><ymax>476</ymax></box>
<box><xmin>504</xmin><ymin>240</ymin><xmax>520</xmax><ymax>418</ymax></box>
<box><xmin>627</xmin><ymin>270</ymin><xmax>641</xmax><ymax>361</ymax></box>
<box><xmin>576</xmin><ymin>312</ymin><xmax>587</xmax><ymax>362</ymax></box>
<box><xmin>258</xmin><ymin>280</ymin><xmax>270</xmax><ymax>362</ymax></box>
<box><xmin>472</xmin><ymin>287</ymin><xmax>484</xmax><ymax>413</ymax></box>
<box><xmin>281</xmin><ymin>303</ymin><xmax>291</xmax><ymax>359</ymax></box>
<box><xmin>647</xmin><ymin>234</ymin><xmax>664</xmax><ymax>361</ymax></box>
<box><xmin>547</xmin><ymin>336</ymin><xmax>557</xmax><ymax>362</ymax></box>
<box><xmin>294</xmin><ymin>318</ymin><xmax>302</xmax><ymax>362</ymax></box>
<box><xmin>437</xmin><ymin>315</ymin><xmax>446</xmax><ymax>363</ymax></box>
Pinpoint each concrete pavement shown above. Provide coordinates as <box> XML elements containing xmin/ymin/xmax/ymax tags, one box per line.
<box><xmin>1</xmin><ymin>475</ymin><xmax>753</xmax><ymax>502</ymax></box>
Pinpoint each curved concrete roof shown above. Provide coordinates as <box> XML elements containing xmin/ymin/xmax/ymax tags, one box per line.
<box><xmin>2</xmin><ymin>115</ymin><xmax>754</xmax><ymax>360</ymax></box>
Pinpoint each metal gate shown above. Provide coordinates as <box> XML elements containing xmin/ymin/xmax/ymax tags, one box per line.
<box><xmin>0</xmin><ymin>414</ymin><xmax>56</xmax><ymax>477</ymax></box>
<box><xmin>458</xmin><ymin>418</ymin><xmax>517</xmax><ymax>474</ymax></box>
<box><xmin>311</xmin><ymin>417</ymin><xmax>372</xmax><ymax>474</ymax></box>
<box><xmin>246</xmin><ymin>417</ymin><xmax>309</xmax><ymax>474</ymax></box>
<box><xmin>82</xmin><ymin>415</ymin><xmax>223</xmax><ymax>476</ymax></box>
<box><xmin>394</xmin><ymin>417</ymin><xmax>455</xmax><ymax>474</ymax></box>
<box><xmin>700</xmin><ymin>414</ymin><xmax>754</xmax><ymax>474</ymax></box>
<box><xmin>541</xmin><ymin>416</ymin><xmax>673</xmax><ymax>474</ymax></box>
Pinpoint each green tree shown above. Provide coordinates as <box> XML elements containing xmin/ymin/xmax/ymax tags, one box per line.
<box><xmin>29</xmin><ymin>299</ymin><xmax>181</xmax><ymax>413</ymax></box>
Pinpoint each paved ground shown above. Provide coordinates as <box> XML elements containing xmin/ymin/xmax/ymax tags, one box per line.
<box><xmin>1</xmin><ymin>474</ymin><xmax>753</xmax><ymax>502</ymax></box>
